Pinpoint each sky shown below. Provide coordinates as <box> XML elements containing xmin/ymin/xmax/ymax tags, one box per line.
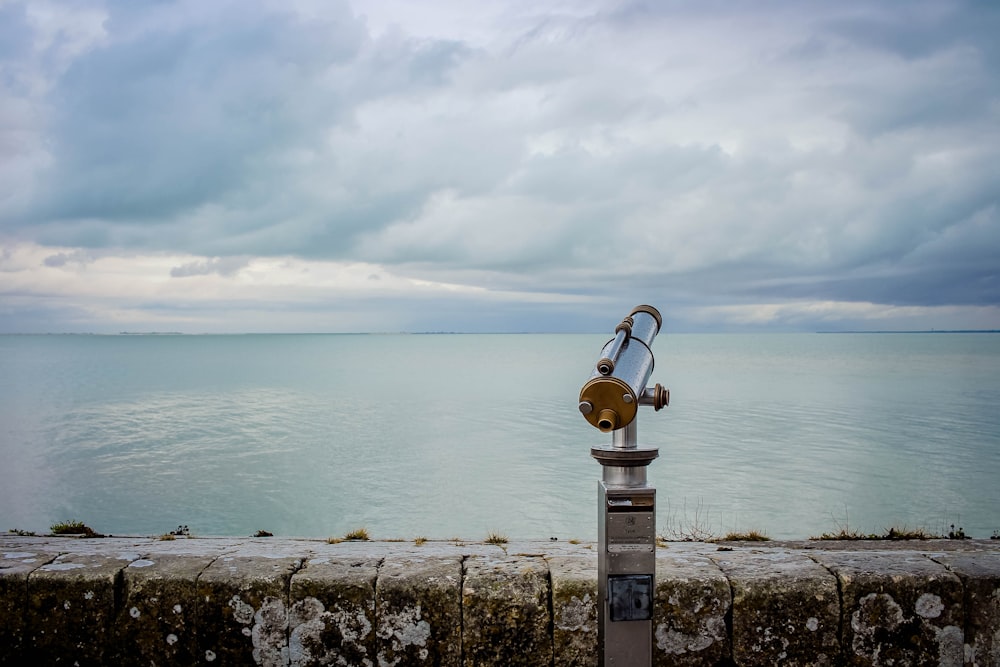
<box><xmin>1</xmin><ymin>0</ymin><xmax>998</xmax><ymax>333</ymax></box>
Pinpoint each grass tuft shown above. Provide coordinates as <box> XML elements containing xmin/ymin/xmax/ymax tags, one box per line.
<box><xmin>158</xmin><ymin>533</ymin><xmax>176</xmax><ymax>541</ymax></box>
<box><xmin>812</xmin><ymin>524</ymin><xmax>940</xmax><ymax>541</ymax></box>
<box><xmin>812</xmin><ymin>508</ymin><xmax>946</xmax><ymax>541</ymax></box>
<box><xmin>50</xmin><ymin>520</ymin><xmax>101</xmax><ymax>537</ymax></box>
<box><xmin>812</xmin><ymin>527</ymin><xmax>868</xmax><ymax>541</ymax></box>
<box><xmin>414</xmin><ymin>537</ymin><xmax>427</xmax><ymax>546</ymax></box>
<box><xmin>326</xmin><ymin>537</ymin><xmax>343</xmax><ymax>544</ymax></box>
<box><xmin>883</xmin><ymin>526</ymin><xmax>937</xmax><ymax>540</ymax></box>
<box><xmin>8</xmin><ymin>528</ymin><xmax>36</xmax><ymax>536</ymax></box>
<box><xmin>344</xmin><ymin>527</ymin><xmax>370</xmax><ymax>541</ymax></box>
<box><xmin>719</xmin><ymin>530</ymin><xmax>770</xmax><ymax>542</ymax></box>
<box><xmin>485</xmin><ymin>531</ymin><xmax>508</xmax><ymax>545</ymax></box>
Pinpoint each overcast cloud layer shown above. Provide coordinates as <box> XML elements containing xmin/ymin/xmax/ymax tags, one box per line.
<box><xmin>1</xmin><ymin>0</ymin><xmax>998</xmax><ymax>332</ymax></box>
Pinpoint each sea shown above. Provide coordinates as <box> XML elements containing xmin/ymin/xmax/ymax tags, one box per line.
<box><xmin>1</xmin><ymin>332</ymin><xmax>998</xmax><ymax>541</ymax></box>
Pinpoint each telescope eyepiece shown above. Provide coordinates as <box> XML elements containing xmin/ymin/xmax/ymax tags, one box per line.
<box><xmin>597</xmin><ymin>410</ymin><xmax>619</xmax><ymax>431</ymax></box>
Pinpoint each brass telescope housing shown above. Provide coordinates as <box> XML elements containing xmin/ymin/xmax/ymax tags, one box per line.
<box><xmin>579</xmin><ymin>305</ymin><xmax>669</xmax><ymax>432</ymax></box>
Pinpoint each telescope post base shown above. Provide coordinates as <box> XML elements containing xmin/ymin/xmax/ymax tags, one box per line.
<box><xmin>592</xmin><ymin>446</ymin><xmax>658</xmax><ymax>667</ymax></box>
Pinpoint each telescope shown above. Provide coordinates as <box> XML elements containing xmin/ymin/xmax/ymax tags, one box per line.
<box><xmin>579</xmin><ymin>305</ymin><xmax>669</xmax><ymax>667</ymax></box>
<box><xmin>579</xmin><ymin>304</ymin><xmax>668</xmax><ymax>432</ymax></box>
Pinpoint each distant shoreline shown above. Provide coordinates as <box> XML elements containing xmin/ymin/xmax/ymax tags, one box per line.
<box><xmin>2</xmin><ymin>329</ymin><xmax>998</xmax><ymax>336</ymax></box>
<box><xmin>816</xmin><ymin>330</ymin><xmax>1000</xmax><ymax>334</ymax></box>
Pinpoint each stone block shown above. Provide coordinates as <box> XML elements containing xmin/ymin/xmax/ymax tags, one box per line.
<box><xmin>548</xmin><ymin>555</ymin><xmax>598</xmax><ymax>667</ymax></box>
<box><xmin>196</xmin><ymin>554</ymin><xmax>301</xmax><ymax>666</ymax></box>
<box><xmin>0</xmin><ymin>549</ymin><xmax>53</xmax><ymax>663</ymax></box>
<box><xmin>654</xmin><ymin>551</ymin><xmax>731</xmax><ymax>667</ymax></box>
<box><xmin>288</xmin><ymin>557</ymin><xmax>380</xmax><ymax>667</ymax></box>
<box><xmin>933</xmin><ymin>551</ymin><xmax>1000</xmax><ymax>667</ymax></box>
<box><xmin>114</xmin><ymin>554</ymin><xmax>213</xmax><ymax>665</ymax></box>
<box><xmin>812</xmin><ymin>550</ymin><xmax>963</xmax><ymax>667</ymax></box>
<box><xmin>26</xmin><ymin>552</ymin><xmax>134</xmax><ymax>665</ymax></box>
<box><xmin>376</xmin><ymin>556</ymin><xmax>463</xmax><ymax>667</ymax></box>
<box><xmin>711</xmin><ymin>549</ymin><xmax>840</xmax><ymax>666</ymax></box>
<box><xmin>462</xmin><ymin>555</ymin><xmax>551</xmax><ymax>667</ymax></box>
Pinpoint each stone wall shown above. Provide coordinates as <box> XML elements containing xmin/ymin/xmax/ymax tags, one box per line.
<box><xmin>2</xmin><ymin>536</ymin><xmax>999</xmax><ymax>666</ymax></box>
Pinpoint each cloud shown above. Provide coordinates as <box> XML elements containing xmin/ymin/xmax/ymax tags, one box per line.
<box><xmin>170</xmin><ymin>256</ymin><xmax>250</xmax><ymax>278</ymax></box>
<box><xmin>1</xmin><ymin>240</ymin><xmax>596</xmax><ymax>332</ymax></box>
<box><xmin>31</xmin><ymin>2</ymin><xmax>365</xmax><ymax>225</ymax></box>
<box><xmin>0</xmin><ymin>0</ymin><xmax>997</xmax><ymax>332</ymax></box>
<box><xmin>42</xmin><ymin>250</ymin><xmax>95</xmax><ymax>268</ymax></box>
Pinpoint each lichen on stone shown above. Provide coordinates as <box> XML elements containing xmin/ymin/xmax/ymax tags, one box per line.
<box><xmin>916</xmin><ymin>592</ymin><xmax>944</xmax><ymax>619</ymax></box>
<box><xmin>555</xmin><ymin>593</ymin><xmax>595</xmax><ymax>633</ymax></box>
<box><xmin>228</xmin><ymin>594</ymin><xmax>255</xmax><ymax>625</ymax></box>
<box><xmin>376</xmin><ymin>604</ymin><xmax>432</xmax><ymax>665</ymax></box>
<box><xmin>251</xmin><ymin>596</ymin><xmax>288</xmax><ymax>667</ymax></box>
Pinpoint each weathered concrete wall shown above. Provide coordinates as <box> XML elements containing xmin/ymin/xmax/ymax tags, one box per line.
<box><xmin>2</xmin><ymin>536</ymin><xmax>999</xmax><ymax>666</ymax></box>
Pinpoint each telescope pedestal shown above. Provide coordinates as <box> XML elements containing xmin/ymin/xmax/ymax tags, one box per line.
<box><xmin>592</xmin><ymin>426</ymin><xmax>658</xmax><ymax>666</ymax></box>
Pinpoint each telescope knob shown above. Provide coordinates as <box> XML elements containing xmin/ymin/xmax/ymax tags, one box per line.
<box><xmin>641</xmin><ymin>383</ymin><xmax>670</xmax><ymax>411</ymax></box>
<box><xmin>654</xmin><ymin>384</ymin><xmax>669</xmax><ymax>410</ymax></box>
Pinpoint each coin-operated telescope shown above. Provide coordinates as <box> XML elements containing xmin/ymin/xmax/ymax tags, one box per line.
<box><xmin>579</xmin><ymin>305</ymin><xmax>669</xmax><ymax>667</ymax></box>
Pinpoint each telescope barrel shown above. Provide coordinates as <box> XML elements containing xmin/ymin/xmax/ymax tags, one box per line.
<box><xmin>626</xmin><ymin>305</ymin><xmax>661</xmax><ymax>348</ymax></box>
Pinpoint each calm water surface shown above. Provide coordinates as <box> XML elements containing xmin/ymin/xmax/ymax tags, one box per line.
<box><xmin>1</xmin><ymin>333</ymin><xmax>998</xmax><ymax>540</ymax></box>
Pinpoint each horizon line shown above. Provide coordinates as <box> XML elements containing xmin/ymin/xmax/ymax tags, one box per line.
<box><xmin>2</xmin><ymin>329</ymin><xmax>999</xmax><ymax>336</ymax></box>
